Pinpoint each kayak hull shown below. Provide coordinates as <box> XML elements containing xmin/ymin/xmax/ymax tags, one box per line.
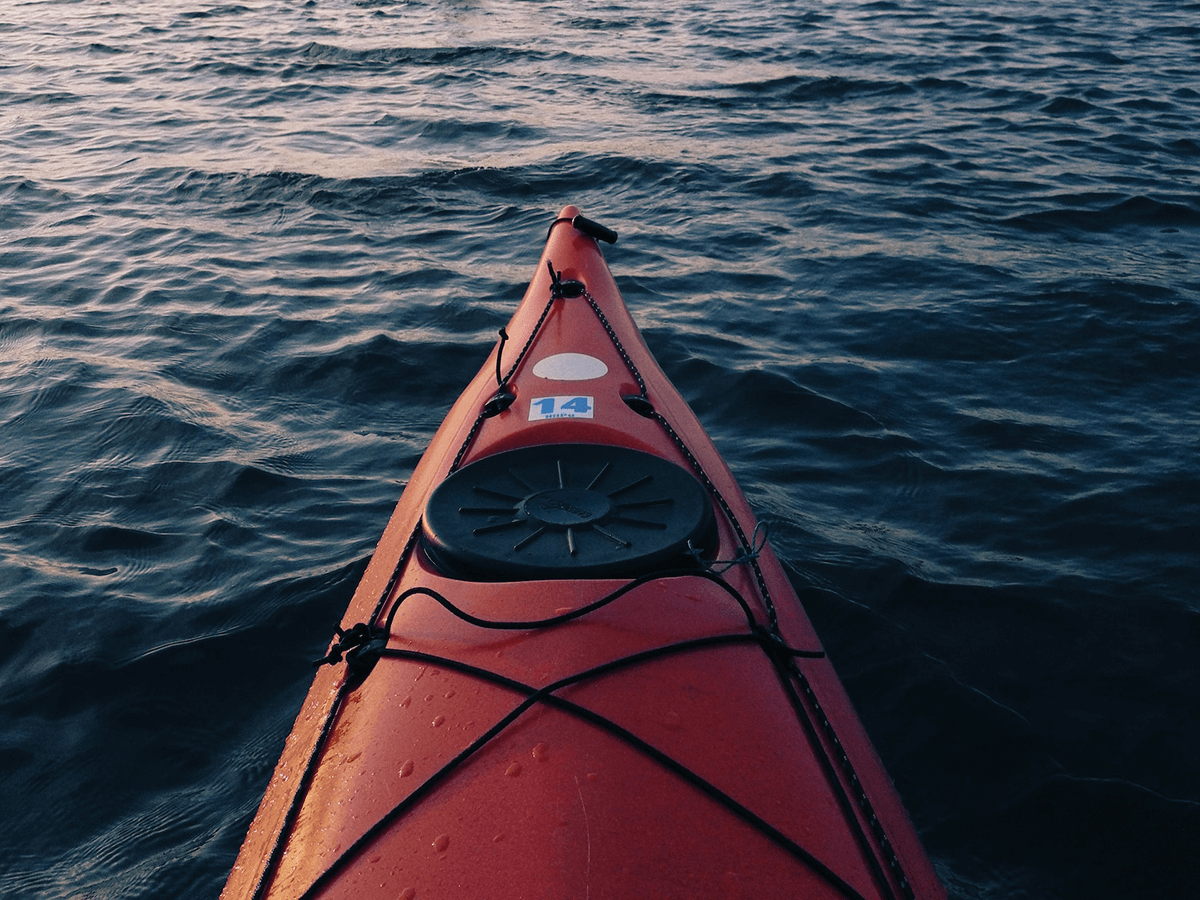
<box><xmin>222</xmin><ymin>208</ymin><xmax>944</xmax><ymax>900</ymax></box>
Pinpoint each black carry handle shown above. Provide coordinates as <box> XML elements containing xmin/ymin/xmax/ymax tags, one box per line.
<box><xmin>572</xmin><ymin>214</ymin><xmax>618</xmax><ymax>244</ymax></box>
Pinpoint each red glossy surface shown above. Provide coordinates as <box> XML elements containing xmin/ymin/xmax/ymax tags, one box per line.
<box><xmin>222</xmin><ymin>207</ymin><xmax>945</xmax><ymax>900</ymax></box>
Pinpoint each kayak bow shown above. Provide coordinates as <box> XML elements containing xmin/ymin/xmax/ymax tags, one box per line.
<box><xmin>222</xmin><ymin>207</ymin><xmax>945</xmax><ymax>900</ymax></box>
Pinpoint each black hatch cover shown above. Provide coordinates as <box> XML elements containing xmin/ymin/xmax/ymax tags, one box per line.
<box><xmin>421</xmin><ymin>443</ymin><xmax>717</xmax><ymax>580</ymax></box>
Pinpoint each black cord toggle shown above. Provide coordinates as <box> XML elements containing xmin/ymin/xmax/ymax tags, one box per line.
<box><xmin>622</xmin><ymin>393</ymin><xmax>655</xmax><ymax>417</ymax></box>
<box><xmin>547</xmin><ymin>261</ymin><xmax>585</xmax><ymax>299</ymax></box>
<box><xmin>481</xmin><ymin>390</ymin><xmax>516</xmax><ymax>418</ymax></box>
<box><xmin>314</xmin><ymin>623</ymin><xmax>390</xmax><ymax>678</ymax></box>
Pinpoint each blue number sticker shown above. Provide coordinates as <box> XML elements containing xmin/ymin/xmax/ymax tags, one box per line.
<box><xmin>529</xmin><ymin>396</ymin><xmax>595</xmax><ymax>421</ymax></box>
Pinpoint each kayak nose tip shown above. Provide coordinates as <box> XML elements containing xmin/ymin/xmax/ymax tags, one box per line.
<box><xmin>558</xmin><ymin>204</ymin><xmax>583</xmax><ymax>220</ymax></box>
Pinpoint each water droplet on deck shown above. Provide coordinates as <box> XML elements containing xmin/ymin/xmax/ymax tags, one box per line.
<box><xmin>400</xmin><ymin>759</ymin><xmax>414</xmax><ymax>778</ymax></box>
<box><xmin>432</xmin><ymin>715</ymin><xmax>445</xmax><ymax>727</ymax></box>
<box><xmin>506</xmin><ymin>762</ymin><xmax>522</xmax><ymax>777</ymax></box>
<box><xmin>400</xmin><ymin>695</ymin><xmax>412</xmax><ymax>708</ymax></box>
<box><xmin>399</xmin><ymin>888</ymin><xmax>416</xmax><ymax>900</ymax></box>
<box><xmin>532</xmin><ymin>742</ymin><xmax>549</xmax><ymax>761</ymax></box>
<box><xmin>432</xmin><ymin>833</ymin><xmax>450</xmax><ymax>852</ymax></box>
<box><xmin>444</xmin><ymin>689</ymin><xmax>455</xmax><ymax>698</ymax></box>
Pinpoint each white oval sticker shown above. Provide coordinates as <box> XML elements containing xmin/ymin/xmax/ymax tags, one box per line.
<box><xmin>532</xmin><ymin>353</ymin><xmax>609</xmax><ymax>381</ymax></box>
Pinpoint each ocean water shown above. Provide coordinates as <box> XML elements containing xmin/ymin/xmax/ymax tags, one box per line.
<box><xmin>1</xmin><ymin>0</ymin><xmax>1198</xmax><ymax>897</ymax></box>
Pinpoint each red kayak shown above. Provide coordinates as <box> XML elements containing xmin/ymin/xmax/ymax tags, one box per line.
<box><xmin>222</xmin><ymin>207</ymin><xmax>945</xmax><ymax>900</ymax></box>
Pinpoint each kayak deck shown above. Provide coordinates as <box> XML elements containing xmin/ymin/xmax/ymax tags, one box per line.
<box><xmin>222</xmin><ymin>208</ymin><xmax>944</xmax><ymax>900</ymax></box>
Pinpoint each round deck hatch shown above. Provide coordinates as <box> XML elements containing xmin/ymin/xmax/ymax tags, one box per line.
<box><xmin>421</xmin><ymin>443</ymin><xmax>716</xmax><ymax>580</ymax></box>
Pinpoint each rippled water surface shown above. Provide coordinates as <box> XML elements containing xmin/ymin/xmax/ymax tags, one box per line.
<box><xmin>2</xmin><ymin>1</ymin><xmax>1198</xmax><ymax>897</ymax></box>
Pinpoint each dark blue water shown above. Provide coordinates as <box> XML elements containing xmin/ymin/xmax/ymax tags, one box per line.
<box><xmin>2</xmin><ymin>1</ymin><xmax>1198</xmax><ymax>897</ymax></box>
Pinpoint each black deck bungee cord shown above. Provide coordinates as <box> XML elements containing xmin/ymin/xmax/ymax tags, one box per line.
<box><xmin>258</xmin><ymin>566</ymin><xmax>830</xmax><ymax>900</ymax></box>
<box><xmin>380</xmin><ymin>566</ymin><xmax>764</xmax><ymax>636</ymax></box>
<box><xmin>298</xmin><ymin>632</ymin><xmax>858</xmax><ymax>900</ymax></box>
<box><xmin>252</xmin><ymin>219</ymin><xmax>914</xmax><ymax>900</ymax></box>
